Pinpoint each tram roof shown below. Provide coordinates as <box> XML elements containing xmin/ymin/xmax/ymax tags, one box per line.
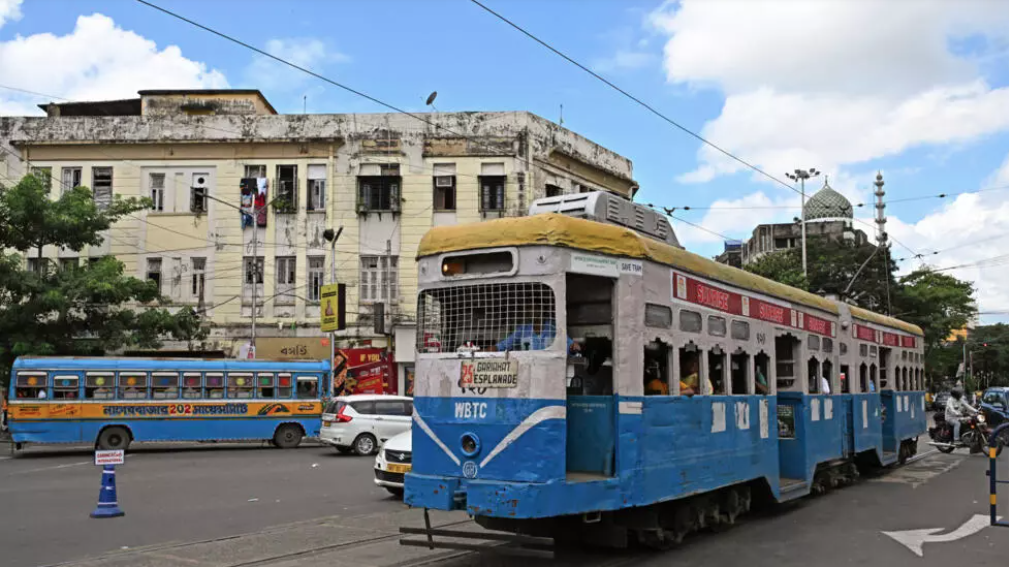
<box><xmin>418</xmin><ymin>214</ymin><xmax>924</xmax><ymax>337</ymax></box>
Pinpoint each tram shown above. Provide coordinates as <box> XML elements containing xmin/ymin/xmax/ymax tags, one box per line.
<box><xmin>404</xmin><ymin>192</ymin><xmax>926</xmax><ymax>547</ymax></box>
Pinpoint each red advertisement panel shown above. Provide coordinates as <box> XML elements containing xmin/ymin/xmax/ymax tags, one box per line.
<box><xmin>854</xmin><ymin>324</ymin><xmax>876</xmax><ymax>342</ymax></box>
<box><xmin>882</xmin><ymin>332</ymin><xmax>900</xmax><ymax>347</ymax></box>
<box><xmin>332</xmin><ymin>348</ymin><xmax>394</xmax><ymax>396</ymax></box>
<box><xmin>901</xmin><ymin>335</ymin><xmax>917</xmax><ymax>348</ymax></box>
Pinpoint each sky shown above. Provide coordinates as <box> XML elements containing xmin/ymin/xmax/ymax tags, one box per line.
<box><xmin>2</xmin><ymin>0</ymin><xmax>1009</xmax><ymax>322</ymax></box>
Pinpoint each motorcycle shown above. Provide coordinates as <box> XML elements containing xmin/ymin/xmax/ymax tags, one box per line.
<box><xmin>928</xmin><ymin>411</ymin><xmax>1003</xmax><ymax>456</ymax></box>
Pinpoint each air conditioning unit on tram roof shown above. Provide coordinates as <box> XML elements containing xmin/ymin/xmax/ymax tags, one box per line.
<box><xmin>529</xmin><ymin>191</ymin><xmax>681</xmax><ymax>248</ymax></box>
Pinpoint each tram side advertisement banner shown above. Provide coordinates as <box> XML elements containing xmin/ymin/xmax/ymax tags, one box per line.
<box><xmin>333</xmin><ymin>348</ymin><xmax>394</xmax><ymax>396</ymax></box>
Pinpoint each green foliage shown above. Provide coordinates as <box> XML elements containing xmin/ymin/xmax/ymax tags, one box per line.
<box><xmin>743</xmin><ymin>248</ymin><xmax>809</xmax><ymax>290</ymax></box>
<box><xmin>894</xmin><ymin>269</ymin><xmax>976</xmax><ymax>354</ymax></box>
<box><xmin>930</xmin><ymin>324</ymin><xmax>1009</xmax><ymax>388</ymax></box>
<box><xmin>0</xmin><ymin>175</ymin><xmax>209</xmax><ymax>386</ymax></box>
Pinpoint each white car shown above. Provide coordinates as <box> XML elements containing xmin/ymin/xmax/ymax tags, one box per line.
<box><xmin>319</xmin><ymin>395</ymin><xmax>413</xmax><ymax>455</ymax></box>
<box><xmin>374</xmin><ymin>429</ymin><xmax>411</xmax><ymax>497</ymax></box>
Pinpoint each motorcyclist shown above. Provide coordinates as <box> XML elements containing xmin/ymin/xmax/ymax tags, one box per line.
<box><xmin>945</xmin><ymin>388</ymin><xmax>978</xmax><ymax>444</ymax></box>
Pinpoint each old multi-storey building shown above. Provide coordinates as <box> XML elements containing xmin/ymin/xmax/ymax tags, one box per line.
<box><xmin>0</xmin><ymin>89</ymin><xmax>637</xmax><ymax>392</ymax></box>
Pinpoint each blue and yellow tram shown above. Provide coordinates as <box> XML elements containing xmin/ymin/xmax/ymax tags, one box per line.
<box><xmin>405</xmin><ymin>193</ymin><xmax>926</xmax><ymax>546</ymax></box>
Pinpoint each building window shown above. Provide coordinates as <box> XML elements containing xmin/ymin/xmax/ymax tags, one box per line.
<box><xmin>149</xmin><ymin>173</ymin><xmax>166</xmax><ymax>211</ymax></box>
<box><xmin>30</xmin><ymin>167</ymin><xmax>52</xmax><ymax>192</ymax></box>
<box><xmin>191</xmin><ymin>257</ymin><xmax>206</xmax><ymax>303</ymax></box>
<box><xmin>545</xmin><ymin>184</ymin><xmax>563</xmax><ymax>197</ymax></box>
<box><xmin>26</xmin><ymin>257</ymin><xmax>48</xmax><ymax>275</ymax></box>
<box><xmin>433</xmin><ymin>163</ymin><xmax>456</xmax><ymax>211</ymax></box>
<box><xmin>59</xmin><ymin>258</ymin><xmax>78</xmax><ymax>272</ymax></box>
<box><xmin>357</xmin><ymin>164</ymin><xmax>401</xmax><ymax>212</ymax></box>
<box><xmin>479</xmin><ymin>166</ymin><xmax>506</xmax><ymax>212</ymax></box>
<box><xmin>92</xmin><ymin>167</ymin><xmax>113</xmax><ymax>210</ymax></box>
<box><xmin>307</xmin><ymin>164</ymin><xmax>326</xmax><ymax>212</ymax></box>
<box><xmin>774</xmin><ymin>238</ymin><xmax>788</xmax><ymax>249</ymax></box>
<box><xmin>276</xmin><ymin>256</ymin><xmax>296</xmax><ymax>305</ymax></box>
<box><xmin>308</xmin><ymin>256</ymin><xmax>325</xmax><ymax>303</ymax></box>
<box><xmin>190</xmin><ymin>172</ymin><xmax>209</xmax><ymax>213</ymax></box>
<box><xmin>275</xmin><ymin>165</ymin><xmax>298</xmax><ymax>212</ymax></box>
<box><xmin>244</xmin><ymin>165</ymin><xmax>267</xmax><ymax>178</ymax></box>
<box><xmin>360</xmin><ymin>256</ymin><xmax>398</xmax><ymax>303</ymax></box>
<box><xmin>61</xmin><ymin>167</ymin><xmax>82</xmax><ymax>194</ymax></box>
<box><xmin>146</xmin><ymin>258</ymin><xmax>162</xmax><ymax>292</ymax></box>
<box><xmin>244</xmin><ymin>256</ymin><xmax>264</xmax><ymax>285</ymax></box>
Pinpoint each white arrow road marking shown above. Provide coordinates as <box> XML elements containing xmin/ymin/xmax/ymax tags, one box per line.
<box><xmin>883</xmin><ymin>514</ymin><xmax>1000</xmax><ymax>557</ymax></box>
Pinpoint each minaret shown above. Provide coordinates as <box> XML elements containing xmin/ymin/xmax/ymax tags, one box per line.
<box><xmin>874</xmin><ymin>172</ymin><xmax>887</xmax><ymax>246</ymax></box>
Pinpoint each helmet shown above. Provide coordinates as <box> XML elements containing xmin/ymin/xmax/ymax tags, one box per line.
<box><xmin>951</xmin><ymin>388</ymin><xmax>963</xmax><ymax>400</ymax></box>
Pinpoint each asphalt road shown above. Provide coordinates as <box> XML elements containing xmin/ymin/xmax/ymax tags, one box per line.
<box><xmin>3</xmin><ymin>438</ymin><xmax>1008</xmax><ymax>567</ymax></box>
<box><xmin>0</xmin><ymin>442</ymin><xmax>401</xmax><ymax>567</ymax></box>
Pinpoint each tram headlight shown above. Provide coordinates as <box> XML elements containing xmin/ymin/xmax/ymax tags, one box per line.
<box><xmin>460</xmin><ymin>433</ymin><xmax>481</xmax><ymax>457</ymax></box>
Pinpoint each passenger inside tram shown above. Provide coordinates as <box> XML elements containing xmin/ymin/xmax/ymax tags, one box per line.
<box><xmin>755</xmin><ymin>353</ymin><xmax>770</xmax><ymax>395</ymax></box>
<box><xmin>644</xmin><ymin>340</ymin><xmax>669</xmax><ymax>396</ymax></box>
<box><xmin>679</xmin><ymin>349</ymin><xmax>702</xmax><ymax>396</ymax></box>
<box><xmin>708</xmin><ymin>350</ymin><xmax>726</xmax><ymax>395</ymax></box>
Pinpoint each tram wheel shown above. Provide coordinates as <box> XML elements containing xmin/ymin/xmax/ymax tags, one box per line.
<box><xmin>96</xmin><ymin>426</ymin><xmax>131</xmax><ymax>451</ymax></box>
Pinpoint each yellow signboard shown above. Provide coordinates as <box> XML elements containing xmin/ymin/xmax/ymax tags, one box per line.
<box><xmin>320</xmin><ymin>283</ymin><xmax>346</xmax><ymax>332</ymax></box>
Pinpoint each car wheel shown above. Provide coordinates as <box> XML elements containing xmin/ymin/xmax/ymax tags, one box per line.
<box><xmin>96</xmin><ymin>426</ymin><xmax>131</xmax><ymax>451</ymax></box>
<box><xmin>353</xmin><ymin>433</ymin><xmax>377</xmax><ymax>456</ymax></box>
<box><xmin>273</xmin><ymin>424</ymin><xmax>303</xmax><ymax>449</ymax></box>
<box><xmin>385</xmin><ymin>487</ymin><xmax>404</xmax><ymax>498</ymax></box>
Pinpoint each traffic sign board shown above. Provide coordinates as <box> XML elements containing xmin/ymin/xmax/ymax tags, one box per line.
<box><xmin>94</xmin><ymin>450</ymin><xmax>124</xmax><ymax>466</ymax></box>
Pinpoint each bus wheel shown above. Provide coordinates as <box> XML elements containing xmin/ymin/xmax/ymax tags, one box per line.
<box><xmin>97</xmin><ymin>427</ymin><xmax>131</xmax><ymax>451</ymax></box>
<box><xmin>273</xmin><ymin>424</ymin><xmax>303</xmax><ymax>449</ymax></box>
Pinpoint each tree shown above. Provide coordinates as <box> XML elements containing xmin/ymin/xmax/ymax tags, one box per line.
<box><xmin>743</xmin><ymin>247</ymin><xmax>808</xmax><ymax>290</ymax></box>
<box><xmin>894</xmin><ymin>268</ymin><xmax>976</xmax><ymax>355</ymax></box>
<box><xmin>0</xmin><ymin>174</ymin><xmax>207</xmax><ymax>386</ymax></box>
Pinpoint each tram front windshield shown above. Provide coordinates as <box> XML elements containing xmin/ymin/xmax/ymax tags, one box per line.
<box><xmin>418</xmin><ymin>282</ymin><xmax>557</xmax><ymax>353</ymax></box>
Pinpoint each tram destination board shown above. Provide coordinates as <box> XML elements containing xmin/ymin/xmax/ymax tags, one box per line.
<box><xmin>460</xmin><ymin>359</ymin><xmax>519</xmax><ymax>389</ymax></box>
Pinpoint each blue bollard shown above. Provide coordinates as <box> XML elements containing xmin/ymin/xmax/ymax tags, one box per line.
<box><xmin>90</xmin><ymin>465</ymin><xmax>125</xmax><ymax>519</ymax></box>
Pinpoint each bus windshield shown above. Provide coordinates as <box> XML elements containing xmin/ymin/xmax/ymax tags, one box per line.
<box><xmin>417</xmin><ymin>282</ymin><xmax>556</xmax><ymax>353</ymax></box>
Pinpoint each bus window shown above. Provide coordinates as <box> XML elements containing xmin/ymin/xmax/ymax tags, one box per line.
<box><xmin>808</xmin><ymin>358</ymin><xmax>821</xmax><ymax>394</ymax></box>
<box><xmin>15</xmin><ymin>372</ymin><xmax>47</xmax><ymax>399</ymax></box>
<box><xmin>708</xmin><ymin>348</ymin><xmax>726</xmax><ymax>395</ymax></box>
<box><xmin>206</xmin><ymin>373</ymin><xmax>225</xmax><ymax>399</ymax></box>
<box><xmin>644</xmin><ymin>340</ymin><xmax>670</xmax><ymax>396</ymax></box>
<box><xmin>679</xmin><ymin>345</ymin><xmax>701</xmax><ymax>396</ymax></box>
<box><xmin>257</xmin><ymin>373</ymin><xmax>275</xmax><ymax>398</ymax></box>
<box><xmin>52</xmin><ymin>376</ymin><xmax>79</xmax><ymax>399</ymax></box>
<box><xmin>730</xmin><ymin>351</ymin><xmax>749</xmax><ymax>395</ymax></box>
<box><xmin>182</xmin><ymin>373</ymin><xmax>202</xmax><ymax>399</ymax></box>
<box><xmin>228</xmin><ymin>373</ymin><xmax>254</xmax><ymax>399</ymax></box>
<box><xmin>278</xmin><ymin>374</ymin><xmax>293</xmax><ymax>397</ymax></box>
<box><xmin>86</xmin><ymin>372</ymin><xmax>114</xmax><ymax>399</ymax></box>
<box><xmin>754</xmin><ymin>353</ymin><xmax>770</xmax><ymax>395</ymax></box>
<box><xmin>297</xmin><ymin>376</ymin><xmax>319</xmax><ymax>399</ymax></box>
<box><xmin>152</xmin><ymin>373</ymin><xmax>179</xmax><ymax>399</ymax></box>
<box><xmin>119</xmin><ymin>373</ymin><xmax>148</xmax><ymax>399</ymax></box>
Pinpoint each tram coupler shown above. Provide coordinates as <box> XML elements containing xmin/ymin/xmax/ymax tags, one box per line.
<box><xmin>399</xmin><ymin>508</ymin><xmax>554</xmax><ymax>559</ymax></box>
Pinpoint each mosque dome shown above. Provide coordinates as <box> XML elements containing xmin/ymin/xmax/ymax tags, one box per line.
<box><xmin>804</xmin><ymin>178</ymin><xmax>853</xmax><ymax>221</ymax></box>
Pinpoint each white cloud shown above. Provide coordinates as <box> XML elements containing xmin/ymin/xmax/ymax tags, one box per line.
<box><xmin>0</xmin><ymin>13</ymin><xmax>227</xmax><ymax>115</ymax></box>
<box><xmin>650</xmin><ymin>0</ymin><xmax>1009</xmax><ymax>185</ymax></box>
<box><xmin>245</xmin><ymin>38</ymin><xmax>348</xmax><ymax>91</ymax></box>
<box><xmin>0</xmin><ymin>0</ymin><xmax>22</xmax><ymax>29</ymax></box>
<box><xmin>591</xmin><ymin>49</ymin><xmax>655</xmax><ymax>73</ymax></box>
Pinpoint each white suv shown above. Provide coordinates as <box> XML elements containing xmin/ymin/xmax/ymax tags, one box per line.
<box><xmin>319</xmin><ymin>395</ymin><xmax>413</xmax><ymax>455</ymax></box>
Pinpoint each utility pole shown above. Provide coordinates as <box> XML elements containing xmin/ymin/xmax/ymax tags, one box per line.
<box><xmin>324</xmin><ymin>226</ymin><xmax>344</xmax><ymax>373</ymax></box>
<box><xmin>785</xmin><ymin>168</ymin><xmax>820</xmax><ymax>278</ymax></box>
<box><xmin>385</xmin><ymin>239</ymin><xmax>392</xmax><ymax>335</ymax></box>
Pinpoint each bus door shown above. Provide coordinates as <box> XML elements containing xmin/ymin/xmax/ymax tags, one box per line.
<box><xmin>564</xmin><ymin>273</ymin><xmax>617</xmax><ymax>478</ymax></box>
<box><xmin>49</xmin><ymin>371</ymin><xmax>84</xmax><ymax>442</ymax></box>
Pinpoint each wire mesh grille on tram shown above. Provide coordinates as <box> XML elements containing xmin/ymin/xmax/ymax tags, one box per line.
<box><xmin>417</xmin><ymin>282</ymin><xmax>556</xmax><ymax>353</ymax></box>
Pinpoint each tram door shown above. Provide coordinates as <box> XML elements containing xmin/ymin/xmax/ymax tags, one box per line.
<box><xmin>564</xmin><ymin>274</ymin><xmax>616</xmax><ymax>477</ymax></box>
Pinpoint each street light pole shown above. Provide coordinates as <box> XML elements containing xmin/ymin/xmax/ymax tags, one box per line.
<box><xmin>785</xmin><ymin>168</ymin><xmax>820</xmax><ymax>279</ymax></box>
<box><xmin>323</xmin><ymin>226</ymin><xmax>344</xmax><ymax>374</ymax></box>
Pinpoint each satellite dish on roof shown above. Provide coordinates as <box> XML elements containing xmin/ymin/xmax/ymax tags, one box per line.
<box><xmin>425</xmin><ymin>91</ymin><xmax>438</xmax><ymax>106</ymax></box>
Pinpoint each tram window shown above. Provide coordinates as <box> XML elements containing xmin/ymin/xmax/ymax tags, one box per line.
<box><xmin>870</xmin><ymin>346</ymin><xmax>878</xmax><ymax>358</ymax></box>
<box><xmin>708</xmin><ymin>349</ymin><xmax>726</xmax><ymax>395</ymax></box>
<box><xmin>118</xmin><ymin>373</ymin><xmax>148</xmax><ymax>399</ymax></box>
<box><xmin>645</xmin><ymin>304</ymin><xmax>672</xmax><ymax>328</ymax></box>
<box><xmin>902</xmin><ymin>351</ymin><xmax>908</xmax><ymax>361</ymax></box>
<box><xmin>644</xmin><ymin>340</ymin><xmax>671</xmax><ymax>396</ymax></box>
<box><xmin>877</xmin><ymin>364</ymin><xmax>887</xmax><ymax>389</ymax></box>
<box><xmin>859</xmin><ymin>363</ymin><xmax>869</xmax><ymax>393</ymax></box>
<box><xmin>277</xmin><ymin>374</ymin><xmax>294</xmax><ymax>398</ymax></box>
<box><xmin>822</xmin><ymin>360</ymin><xmax>833</xmax><ymax>395</ymax></box>
<box><xmin>822</xmin><ymin>338</ymin><xmax>833</xmax><ymax>354</ymax></box>
<box><xmin>731</xmin><ymin>320</ymin><xmax>750</xmax><ymax>341</ymax></box>
<box><xmin>257</xmin><ymin>373</ymin><xmax>275</xmax><ymax>398</ymax></box>
<box><xmin>85</xmin><ymin>372</ymin><xmax>115</xmax><ymax>399</ymax></box>
<box><xmin>52</xmin><ymin>375</ymin><xmax>79</xmax><ymax>399</ymax></box>
<box><xmin>14</xmin><ymin>372</ymin><xmax>47</xmax><ymax>399</ymax></box>
<box><xmin>708</xmin><ymin>316</ymin><xmax>727</xmax><ymax>337</ymax></box>
<box><xmin>205</xmin><ymin>373</ymin><xmax>225</xmax><ymax>398</ymax></box>
<box><xmin>840</xmin><ymin>365</ymin><xmax>850</xmax><ymax>393</ymax></box>
<box><xmin>870</xmin><ymin>364</ymin><xmax>879</xmax><ymax>391</ymax></box>
<box><xmin>903</xmin><ymin>367</ymin><xmax>910</xmax><ymax>391</ymax></box>
<box><xmin>808</xmin><ymin>358</ymin><xmax>821</xmax><ymax>393</ymax></box>
<box><xmin>840</xmin><ymin>342</ymin><xmax>848</xmax><ymax>356</ymax></box>
<box><xmin>859</xmin><ymin>344</ymin><xmax>868</xmax><ymax>357</ymax></box>
<box><xmin>808</xmin><ymin>335</ymin><xmax>820</xmax><ymax>351</ymax></box>
<box><xmin>297</xmin><ymin>376</ymin><xmax>319</xmax><ymax>399</ymax></box>
<box><xmin>754</xmin><ymin>353</ymin><xmax>770</xmax><ymax>395</ymax></box>
<box><xmin>730</xmin><ymin>352</ymin><xmax>750</xmax><ymax>395</ymax></box>
<box><xmin>774</xmin><ymin>335</ymin><xmax>797</xmax><ymax>389</ymax></box>
<box><xmin>679</xmin><ymin>310</ymin><xmax>702</xmax><ymax>333</ymax></box>
<box><xmin>182</xmin><ymin>373</ymin><xmax>202</xmax><ymax>399</ymax></box>
<box><xmin>227</xmin><ymin>373</ymin><xmax>254</xmax><ymax>399</ymax></box>
<box><xmin>152</xmin><ymin>373</ymin><xmax>180</xmax><ymax>399</ymax></box>
<box><xmin>679</xmin><ymin>346</ymin><xmax>701</xmax><ymax>396</ymax></box>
